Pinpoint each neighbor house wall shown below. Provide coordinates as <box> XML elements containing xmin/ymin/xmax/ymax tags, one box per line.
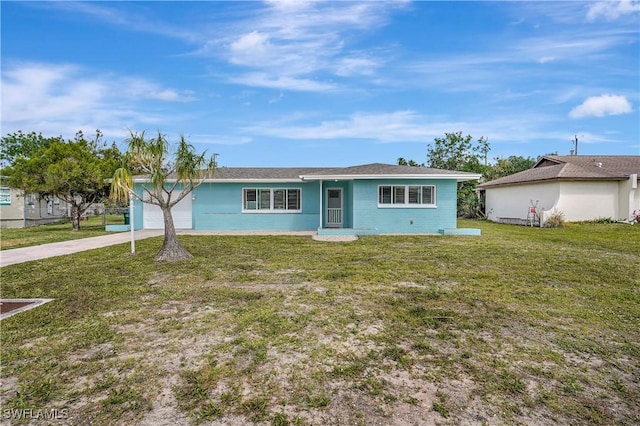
<box><xmin>485</xmin><ymin>181</ymin><xmax>559</xmax><ymax>223</ymax></box>
<box><xmin>552</xmin><ymin>181</ymin><xmax>620</xmax><ymax>222</ymax></box>
<box><xmin>618</xmin><ymin>174</ymin><xmax>639</xmax><ymax>221</ymax></box>
<box><xmin>351</xmin><ymin>179</ymin><xmax>457</xmax><ymax>233</ymax></box>
<box><xmin>1</xmin><ymin>189</ymin><xmax>68</xmax><ymax>228</ymax></box>
<box><xmin>191</xmin><ymin>181</ymin><xmax>321</xmax><ymax>231</ymax></box>
<box><xmin>0</xmin><ymin>188</ymin><xmax>25</xmax><ymax>228</ymax></box>
<box><xmin>485</xmin><ymin>180</ymin><xmax>634</xmax><ymax>224</ymax></box>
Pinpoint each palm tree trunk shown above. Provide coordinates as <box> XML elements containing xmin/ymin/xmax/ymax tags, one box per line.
<box><xmin>154</xmin><ymin>204</ymin><xmax>193</xmax><ymax>261</ymax></box>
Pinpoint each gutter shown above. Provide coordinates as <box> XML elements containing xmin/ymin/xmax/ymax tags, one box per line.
<box><xmin>134</xmin><ymin>174</ymin><xmax>483</xmax><ymax>184</ymax></box>
<box><xmin>299</xmin><ymin>173</ymin><xmax>482</xmax><ymax>182</ymax></box>
<box><xmin>478</xmin><ymin>176</ymin><xmax>629</xmax><ymax>189</ymax></box>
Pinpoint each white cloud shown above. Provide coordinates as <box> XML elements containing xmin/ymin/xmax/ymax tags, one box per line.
<box><xmin>187</xmin><ymin>134</ymin><xmax>252</xmax><ymax>146</ymax></box>
<box><xmin>243</xmin><ymin>109</ymin><xmax>625</xmax><ymax>148</ymax></box>
<box><xmin>230</xmin><ymin>72</ymin><xmax>336</xmax><ymax>92</ymax></box>
<box><xmin>119</xmin><ymin>78</ymin><xmax>197</xmax><ymax>102</ymax></box>
<box><xmin>245</xmin><ymin>110</ymin><xmax>443</xmax><ymax>142</ymax></box>
<box><xmin>568</xmin><ymin>132</ymin><xmax>618</xmax><ymax>144</ymax></box>
<box><xmin>2</xmin><ymin>63</ymin><xmax>104</xmax><ymax>124</ymax></box>
<box><xmin>569</xmin><ymin>94</ymin><xmax>633</xmax><ymax>118</ymax></box>
<box><xmin>217</xmin><ymin>1</ymin><xmax>405</xmax><ymax>91</ymax></box>
<box><xmin>587</xmin><ymin>0</ymin><xmax>640</xmax><ymax>21</ymax></box>
<box><xmin>1</xmin><ymin>62</ymin><xmax>195</xmax><ymax>139</ymax></box>
<box><xmin>244</xmin><ymin>110</ymin><xmax>527</xmax><ymax>144</ymax></box>
<box><xmin>268</xmin><ymin>92</ymin><xmax>284</xmax><ymax>104</ymax></box>
<box><xmin>229</xmin><ymin>31</ymin><xmax>272</xmax><ymax>66</ymax></box>
<box><xmin>334</xmin><ymin>57</ymin><xmax>380</xmax><ymax>77</ymax></box>
<box><xmin>45</xmin><ymin>2</ymin><xmax>200</xmax><ymax>43</ymax></box>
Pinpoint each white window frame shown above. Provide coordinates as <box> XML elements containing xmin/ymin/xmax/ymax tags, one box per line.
<box><xmin>242</xmin><ymin>188</ymin><xmax>302</xmax><ymax>213</ymax></box>
<box><xmin>378</xmin><ymin>185</ymin><xmax>436</xmax><ymax>208</ymax></box>
<box><xmin>0</xmin><ymin>186</ymin><xmax>10</xmax><ymax>205</ymax></box>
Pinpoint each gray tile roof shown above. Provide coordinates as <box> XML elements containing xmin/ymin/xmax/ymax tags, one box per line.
<box><xmin>300</xmin><ymin>163</ymin><xmax>474</xmax><ymax>176</ymax></box>
<box><xmin>478</xmin><ymin>155</ymin><xmax>640</xmax><ymax>188</ymax></box>
<box><xmin>211</xmin><ymin>163</ymin><xmax>478</xmax><ymax>180</ymax></box>
<box><xmin>213</xmin><ymin>167</ymin><xmax>329</xmax><ymax>180</ymax></box>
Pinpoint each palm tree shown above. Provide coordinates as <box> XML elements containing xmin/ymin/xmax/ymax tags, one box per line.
<box><xmin>110</xmin><ymin>131</ymin><xmax>216</xmax><ymax>261</ymax></box>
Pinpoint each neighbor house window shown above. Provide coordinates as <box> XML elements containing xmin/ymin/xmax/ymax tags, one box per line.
<box><xmin>243</xmin><ymin>188</ymin><xmax>301</xmax><ymax>212</ymax></box>
<box><xmin>378</xmin><ymin>185</ymin><xmax>436</xmax><ymax>207</ymax></box>
<box><xmin>0</xmin><ymin>187</ymin><xmax>10</xmax><ymax>205</ymax></box>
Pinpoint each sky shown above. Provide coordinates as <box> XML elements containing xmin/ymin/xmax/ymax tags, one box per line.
<box><xmin>1</xmin><ymin>0</ymin><xmax>639</xmax><ymax>167</ymax></box>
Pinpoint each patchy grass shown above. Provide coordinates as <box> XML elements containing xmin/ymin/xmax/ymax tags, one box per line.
<box><xmin>1</xmin><ymin>220</ymin><xmax>639</xmax><ymax>425</ymax></box>
<box><xmin>1</xmin><ymin>215</ymin><xmax>123</xmax><ymax>250</ymax></box>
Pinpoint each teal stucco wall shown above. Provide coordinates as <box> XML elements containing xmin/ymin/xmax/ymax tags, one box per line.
<box><xmin>136</xmin><ymin>179</ymin><xmax>460</xmax><ymax>233</ymax></box>
<box><xmin>351</xmin><ymin>179</ymin><xmax>457</xmax><ymax>233</ymax></box>
<box><xmin>192</xmin><ymin>181</ymin><xmax>321</xmax><ymax>231</ymax></box>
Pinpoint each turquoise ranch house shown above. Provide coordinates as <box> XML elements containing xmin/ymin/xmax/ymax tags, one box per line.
<box><xmin>132</xmin><ymin>163</ymin><xmax>481</xmax><ymax>235</ymax></box>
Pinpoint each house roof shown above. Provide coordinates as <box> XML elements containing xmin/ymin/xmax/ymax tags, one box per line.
<box><xmin>477</xmin><ymin>155</ymin><xmax>640</xmax><ymax>189</ymax></box>
<box><xmin>213</xmin><ymin>167</ymin><xmax>327</xmax><ymax>181</ymax></box>
<box><xmin>140</xmin><ymin>163</ymin><xmax>481</xmax><ymax>183</ymax></box>
<box><xmin>298</xmin><ymin>163</ymin><xmax>480</xmax><ymax>181</ymax></box>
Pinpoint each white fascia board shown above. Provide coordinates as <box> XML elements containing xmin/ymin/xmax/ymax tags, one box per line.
<box><xmin>211</xmin><ymin>179</ymin><xmax>306</xmax><ymax>183</ymax></box>
<box><xmin>134</xmin><ymin>175</ymin><xmax>482</xmax><ymax>183</ymax></box>
<box><xmin>299</xmin><ymin>174</ymin><xmax>482</xmax><ymax>182</ymax></box>
<box><xmin>455</xmin><ymin>174</ymin><xmax>483</xmax><ymax>182</ymax></box>
<box><xmin>132</xmin><ymin>178</ymin><xmax>305</xmax><ymax>183</ymax></box>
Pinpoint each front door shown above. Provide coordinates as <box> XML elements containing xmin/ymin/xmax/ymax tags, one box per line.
<box><xmin>326</xmin><ymin>188</ymin><xmax>343</xmax><ymax>227</ymax></box>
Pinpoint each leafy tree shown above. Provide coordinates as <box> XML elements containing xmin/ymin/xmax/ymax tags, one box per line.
<box><xmin>426</xmin><ymin>132</ymin><xmax>489</xmax><ymax>217</ymax></box>
<box><xmin>397</xmin><ymin>157</ymin><xmax>424</xmax><ymax>167</ymax></box>
<box><xmin>6</xmin><ymin>130</ymin><xmax>121</xmax><ymax>231</ymax></box>
<box><xmin>110</xmin><ymin>131</ymin><xmax>216</xmax><ymax>262</ymax></box>
<box><xmin>403</xmin><ymin>135</ymin><xmax>551</xmax><ymax>217</ymax></box>
<box><xmin>0</xmin><ymin>131</ymin><xmax>61</xmax><ymax>168</ymax></box>
<box><xmin>8</xmin><ymin>131</ymin><xmax>121</xmax><ymax>229</ymax></box>
<box><xmin>427</xmin><ymin>132</ymin><xmax>489</xmax><ymax>173</ymax></box>
<box><xmin>484</xmin><ymin>155</ymin><xmax>536</xmax><ymax>181</ymax></box>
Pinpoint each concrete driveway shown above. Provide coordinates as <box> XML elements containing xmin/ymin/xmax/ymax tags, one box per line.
<box><xmin>0</xmin><ymin>230</ymin><xmax>163</xmax><ymax>267</ymax></box>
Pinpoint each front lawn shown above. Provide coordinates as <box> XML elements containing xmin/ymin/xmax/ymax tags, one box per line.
<box><xmin>1</xmin><ymin>221</ymin><xmax>638</xmax><ymax>425</ymax></box>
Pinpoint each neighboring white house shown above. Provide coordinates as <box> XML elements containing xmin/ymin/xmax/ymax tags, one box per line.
<box><xmin>477</xmin><ymin>155</ymin><xmax>640</xmax><ymax>225</ymax></box>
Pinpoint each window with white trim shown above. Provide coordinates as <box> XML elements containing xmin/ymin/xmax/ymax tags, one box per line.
<box><xmin>243</xmin><ymin>188</ymin><xmax>301</xmax><ymax>212</ymax></box>
<box><xmin>0</xmin><ymin>187</ymin><xmax>10</xmax><ymax>205</ymax></box>
<box><xmin>378</xmin><ymin>185</ymin><xmax>435</xmax><ymax>207</ymax></box>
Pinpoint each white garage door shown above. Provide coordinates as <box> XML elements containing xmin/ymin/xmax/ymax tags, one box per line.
<box><xmin>143</xmin><ymin>193</ymin><xmax>192</xmax><ymax>229</ymax></box>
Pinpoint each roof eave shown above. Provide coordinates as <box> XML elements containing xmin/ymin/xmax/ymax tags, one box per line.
<box><xmin>133</xmin><ymin>177</ymin><xmax>305</xmax><ymax>183</ymax></box>
<box><xmin>478</xmin><ymin>176</ymin><xmax>627</xmax><ymax>189</ymax></box>
<box><xmin>300</xmin><ymin>173</ymin><xmax>481</xmax><ymax>181</ymax></box>
<box><xmin>133</xmin><ymin>173</ymin><xmax>483</xmax><ymax>183</ymax></box>
<box><xmin>212</xmin><ymin>178</ymin><xmax>305</xmax><ymax>183</ymax></box>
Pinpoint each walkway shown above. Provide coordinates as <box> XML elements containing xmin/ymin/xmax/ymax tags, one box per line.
<box><xmin>0</xmin><ymin>230</ymin><xmax>162</xmax><ymax>267</ymax></box>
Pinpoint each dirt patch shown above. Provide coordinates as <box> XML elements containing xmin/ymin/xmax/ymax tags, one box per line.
<box><xmin>0</xmin><ymin>376</ymin><xmax>19</xmax><ymax>402</ymax></box>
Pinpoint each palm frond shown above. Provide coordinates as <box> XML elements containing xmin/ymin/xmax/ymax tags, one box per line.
<box><xmin>110</xmin><ymin>167</ymin><xmax>133</xmax><ymax>202</ymax></box>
